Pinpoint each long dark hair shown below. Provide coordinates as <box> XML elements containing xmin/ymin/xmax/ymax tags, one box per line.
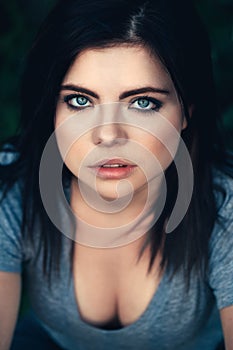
<box><xmin>0</xmin><ymin>0</ymin><xmax>228</xmax><ymax>286</ymax></box>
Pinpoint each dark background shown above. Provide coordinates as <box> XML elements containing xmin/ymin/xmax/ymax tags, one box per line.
<box><xmin>0</xmin><ymin>0</ymin><xmax>232</xmax><ymax>148</ymax></box>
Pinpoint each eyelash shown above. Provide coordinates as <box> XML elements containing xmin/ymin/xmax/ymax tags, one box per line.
<box><xmin>62</xmin><ymin>94</ymin><xmax>163</xmax><ymax>113</ymax></box>
<box><xmin>62</xmin><ymin>94</ymin><xmax>92</xmax><ymax>111</ymax></box>
<box><xmin>129</xmin><ymin>96</ymin><xmax>163</xmax><ymax>113</ymax></box>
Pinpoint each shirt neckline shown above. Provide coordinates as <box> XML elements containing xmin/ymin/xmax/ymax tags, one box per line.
<box><xmin>68</xmin><ymin>262</ymin><xmax>170</xmax><ymax>334</ymax></box>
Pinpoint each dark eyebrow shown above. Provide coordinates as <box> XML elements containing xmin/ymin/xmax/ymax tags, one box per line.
<box><xmin>60</xmin><ymin>84</ymin><xmax>170</xmax><ymax>100</ymax></box>
<box><xmin>60</xmin><ymin>85</ymin><xmax>99</xmax><ymax>99</ymax></box>
<box><xmin>119</xmin><ymin>87</ymin><xmax>170</xmax><ymax>99</ymax></box>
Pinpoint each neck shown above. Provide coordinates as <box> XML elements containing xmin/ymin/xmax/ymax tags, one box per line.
<box><xmin>70</xmin><ymin>175</ymin><xmax>164</xmax><ymax>248</ymax></box>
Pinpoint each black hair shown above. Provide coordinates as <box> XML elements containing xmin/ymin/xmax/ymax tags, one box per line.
<box><xmin>0</xmin><ymin>0</ymin><xmax>229</xmax><ymax>287</ymax></box>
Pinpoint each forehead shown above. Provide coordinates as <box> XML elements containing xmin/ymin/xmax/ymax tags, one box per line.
<box><xmin>62</xmin><ymin>45</ymin><xmax>173</xmax><ymax>91</ymax></box>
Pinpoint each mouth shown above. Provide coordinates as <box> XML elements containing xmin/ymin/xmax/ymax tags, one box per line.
<box><xmin>88</xmin><ymin>159</ymin><xmax>137</xmax><ymax>179</ymax></box>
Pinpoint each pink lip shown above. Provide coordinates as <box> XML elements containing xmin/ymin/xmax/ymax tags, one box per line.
<box><xmin>90</xmin><ymin>158</ymin><xmax>135</xmax><ymax>167</ymax></box>
<box><xmin>88</xmin><ymin>158</ymin><xmax>137</xmax><ymax>179</ymax></box>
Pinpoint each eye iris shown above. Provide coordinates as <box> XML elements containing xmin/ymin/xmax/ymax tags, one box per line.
<box><xmin>138</xmin><ymin>99</ymin><xmax>150</xmax><ymax>108</ymax></box>
<box><xmin>77</xmin><ymin>96</ymin><xmax>87</xmax><ymax>105</ymax></box>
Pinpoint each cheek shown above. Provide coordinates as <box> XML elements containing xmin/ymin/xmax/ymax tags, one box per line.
<box><xmin>55</xmin><ymin>104</ymin><xmax>68</xmax><ymax>127</ymax></box>
<box><xmin>140</xmin><ymin>119</ymin><xmax>183</xmax><ymax>171</ymax></box>
<box><xmin>143</xmin><ymin>136</ymin><xmax>171</xmax><ymax>170</ymax></box>
<box><xmin>67</xmin><ymin>139</ymin><xmax>88</xmax><ymax>163</ymax></box>
<box><xmin>54</xmin><ymin>108</ymin><xmax>91</xmax><ymax>174</ymax></box>
<box><xmin>58</xmin><ymin>134</ymin><xmax>90</xmax><ymax>177</ymax></box>
<box><xmin>150</xmin><ymin>139</ymin><xmax>174</xmax><ymax>170</ymax></box>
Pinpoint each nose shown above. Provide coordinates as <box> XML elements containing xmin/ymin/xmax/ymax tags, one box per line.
<box><xmin>92</xmin><ymin>123</ymin><xmax>128</xmax><ymax>146</ymax></box>
<box><xmin>91</xmin><ymin>104</ymin><xmax>128</xmax><ymax>146</ymax></box>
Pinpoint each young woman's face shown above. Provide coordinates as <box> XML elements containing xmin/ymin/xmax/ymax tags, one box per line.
<box><xmin>55</xmin><ymin>45</ymin><xmax>187</xmax><ymax>201</ymax></box>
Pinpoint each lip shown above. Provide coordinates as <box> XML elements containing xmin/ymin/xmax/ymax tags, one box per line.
<box><xmin>88</xmin><ymin>158</ymin><xmax>137</xmax><ymax>179</ymax></box>
<box><xmin>90</xmin><ymin>158</ymin><xmax>136</xmax><ymax>167</ymax></box>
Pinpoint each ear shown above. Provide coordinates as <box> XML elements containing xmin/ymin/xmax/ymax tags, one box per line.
<box><xmin>182</xmin><ymin>104</ymin><xmax>194</xmax><ymax>130</ymax></box>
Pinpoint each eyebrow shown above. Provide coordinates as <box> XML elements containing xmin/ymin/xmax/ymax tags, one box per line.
<box><xmin>60</xmin><ymin>84</ymin><xmax>170</xmax><ymax>100</ymax></box>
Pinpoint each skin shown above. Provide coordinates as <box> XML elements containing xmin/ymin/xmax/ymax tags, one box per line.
<box><xmin>1</xmin><ymin>48</ymin><xmax>232</xmax><ymax>350</ymax></box>
<box><xmin>55</xmin><ymin>45</ymin><xmax>187</xmax><ymax>233</ymax></box>
<box><xmin>220</xmin><ymin>306</ymin><xmax>233</xmax><ymax>350</ymax></box>
<box><xmin>54</xmin><ymin>46</ymin><xmax>188</xmax><ymax>328</ymax></box>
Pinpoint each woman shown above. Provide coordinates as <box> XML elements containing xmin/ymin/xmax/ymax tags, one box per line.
<box><xmin>0</xmin><ymin>0</ymin><xmax>232</xmax><ymax>349</ymax></box>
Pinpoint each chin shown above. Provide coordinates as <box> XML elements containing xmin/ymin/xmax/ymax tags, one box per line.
<box><xmin>95</xmin><ymin>181</ymin><xmax>133</xmax><ymax>201</ymax></box>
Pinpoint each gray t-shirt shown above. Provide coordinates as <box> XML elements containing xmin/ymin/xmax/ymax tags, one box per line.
<box><xmin>0</xmin><ymin>152</ymin><xmax>233</xmax><ymax>349</ymax></box>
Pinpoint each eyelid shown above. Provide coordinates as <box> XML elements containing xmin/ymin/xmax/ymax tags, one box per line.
<box><xmin>60</xmin><ymin>93</ymin><xmax>163</xmax><ymax>110</ymax></box>
<box><xmin>130</xmin><ymin>95</ymin><xmax>161</xmax><ymax>103</ymax></box>
<box><xmin>129</xmin><ymin>95</ymin><xmax>163</xmax><ymax>108</ymax></box>
<box><xmin>63</xmin><ymin>93</ymin><xmax>93</xmax><ymax>103</ymax></box>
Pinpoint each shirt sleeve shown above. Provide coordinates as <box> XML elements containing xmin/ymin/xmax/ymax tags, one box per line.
<box><xmin>0</xmin><ymin>182</ymin><xmax>23</xmax><ymax>273</ymax></box>
<box><xmin>208</xmin><ymin>171</ymin><xmax>233</xmax><ymax>309</ymax></box>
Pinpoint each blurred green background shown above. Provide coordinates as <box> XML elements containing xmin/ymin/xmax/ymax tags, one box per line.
<box><xmin>0</xmin><ymin>0</ymin><xmax>232</xmax><ymax>148</ymax></box>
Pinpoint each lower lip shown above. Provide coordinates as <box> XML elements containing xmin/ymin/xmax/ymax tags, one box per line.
<box><xmin>89</xmin><ymin>165</ymin><xmax>137</xmax><ymax>179</ymax></box>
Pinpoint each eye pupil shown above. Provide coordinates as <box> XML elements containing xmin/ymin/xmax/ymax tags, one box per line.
<box><xmin>77</xmin><ymin>96</ymin><xmax>87</xmax><ymax>105</ymax></box>
<box><xmin>138</xmin><ymin>99</ymin><xmax>150</xmax><ymax>108</ymax></box>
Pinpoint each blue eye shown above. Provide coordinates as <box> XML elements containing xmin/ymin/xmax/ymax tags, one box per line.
<box><xmin>75</xmin><ymin>96</ymin><xmax>89</xmax><ymax>106</ymax></box>
<box><xmin>130</xmin><ymin>97</ymin><xmax>162</xmax><ymax>112</ymax></box>
<box><xmin>63</xmin><ymin>94</ymin><xmax>92</xmax><ymax>110</ymax></box>
<box><xmin>136</xmin><ymin>99</ymin><xmax>150</xmax><ymax>108</ymax></box>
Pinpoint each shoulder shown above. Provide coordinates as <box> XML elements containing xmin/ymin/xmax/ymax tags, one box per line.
<box><xmin>212</xmin><ymin>166</ymin><xmax>233</xmax><ymax>220</ymax></box>
<box><xmin>210</xmin><ymin>166</ymin><xmax>233</xmax><ymax>246</ymax></box>
<box><xmin>0</xmin><ymin>181</ymin><xmax>23</xmax><ymax>227</ymax></box>
<box><xmin>0</xmin><ymin>143</ymin><xmax>19</xmax><ymax>165</ymax></box>
<box><xmin>0</xmin><ymin>149</ymin><xmax>24</xmax><ymax>272</ymax></box>
<box><xmin>0</xmin><ymin>148</ymin><xmax>23</xmax><ymax>211</ymax></box>
<box><xmin>208</xmin><ymin>166</ymin><xmax>233</xmax><ymax>267</ymax></box>
<box><xmin>208</xmin><ymin>166</ymin><xmax>233</xmax><ymax>309</ymax></box>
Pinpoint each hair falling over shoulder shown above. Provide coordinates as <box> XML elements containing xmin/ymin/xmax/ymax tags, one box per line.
<box><xmin>0</xmin><ymin>0</ymin><xmax>230</xmax><ymax>287</ymax></box>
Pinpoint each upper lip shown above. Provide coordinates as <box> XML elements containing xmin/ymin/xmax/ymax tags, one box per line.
<box><xmin>90</xmin><ymin>158</ymin><xmax>136</xmax><ymax>167</ymax></box>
